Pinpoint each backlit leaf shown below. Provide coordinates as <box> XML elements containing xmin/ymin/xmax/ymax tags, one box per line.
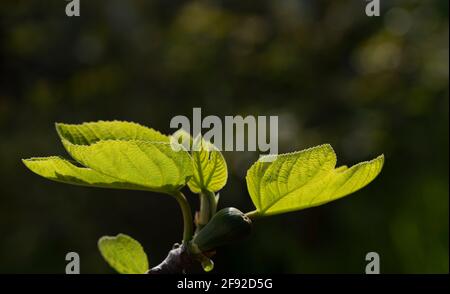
<box><xmin>187</xmin><ymin>135</ymin><xmax>228</xmax><ymax>193</ymax></box>
<box><xmin>98</xmin><ymin>234</ymin><xmax>149</xmax><ymax>274</ymax></box>
<box><xmin>62</xmin><ymin>139</ymin><xmax>193</xmax><ymax>194</ymax></box>
<box><xmin>22</xmin><ymin>156</ymin><xmax>149</xmax><ymax>190</ymax></box>
<box><xmin>56</xmin><ymin>120</ymin><xmax>169</xmax><ymax>145</ymax></box>
<box><xmin>246</xmin><ymin>144</ymin><xmax>384</xmax><ymax>216</ymax></box>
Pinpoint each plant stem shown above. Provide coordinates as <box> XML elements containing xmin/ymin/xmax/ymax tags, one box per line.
<box><xmin>148</xmin><ymin>243</ymin><xmax>193</xmax><ymax>274</ymax></box>
<box><xmin>197</xmin><ymin>190</ymin><xmax>217</xmax><ymax>232</ymax></box>
<box><xmin>198</xmin><ymin>194</ymin><xmax>210</xmax><ymax>229</ymax></box>
<box><xmin>173</xmin><ymin>190</ymin><xmax>194</xmax><ymax>243</ymax></box>
<box><xmin>206</xmin><ymin>190</ymin><xmax>218</xmax><ymax>216</ymax></box>
<box><xmin>245</xmin><ymin>210</ymin><xmax>260</xmax><ymax>220</ymax></box>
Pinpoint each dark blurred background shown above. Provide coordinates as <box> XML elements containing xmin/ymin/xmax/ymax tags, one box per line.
<box><xmin>0</xmin><ymin>0</ymin><xmax>448</xmax><ymax>273</ymax></box>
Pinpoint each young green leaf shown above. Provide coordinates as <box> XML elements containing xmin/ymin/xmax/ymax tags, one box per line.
<box><xmin>22</xmin><ymin>156</ymin><xmax>151</xmax><ymax>190</ymax></box>
<box><xmin>246</xmin><ymin>144</ymin><xmax>384</xmax><ymax>216</ymax></box>
<box><xmin>98</xmin><ymin>234</ymin><xmax>149</xmax><ymax>274</ymax></box>
<box><xmin>56</xmin><ymin>120</ymin><xmax>169</xmax><ymax>145</ymax></box>
<box><xmin>62</xmin><ymin>139</ymin><xmax>193</xmax><ymax>194</ymax></box>
<box><xmin>187</xmin><ymin>136</ymin><xmax>228</xmax><ymax>193</ymax></box>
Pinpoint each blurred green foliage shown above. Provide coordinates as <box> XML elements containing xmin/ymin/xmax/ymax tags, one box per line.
<box><xmin>0</xmin><ymin>0</ymin><xmax>448</xmax><ymax>273</ymax></box>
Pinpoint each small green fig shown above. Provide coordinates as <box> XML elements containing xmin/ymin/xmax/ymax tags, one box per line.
<box><xmin>192</xmin><ymin>207</ymin><xmax>252</xmax><ymax>252</ymax></box>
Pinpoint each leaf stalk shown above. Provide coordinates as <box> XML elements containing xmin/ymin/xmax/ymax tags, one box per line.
<box><xmin>173</xmin><ymin>190</ymin><xmax>194</xmax><ymax>243</ymax></box>
<box><xmin>196</xmin><ymin>190</ymin><xmax>217</xmax><ymax>232</ymax></box>
<box><xmin>245</xmin><ymin>210</ymin><xmax>261</xmax><ymax>220</ymax></box>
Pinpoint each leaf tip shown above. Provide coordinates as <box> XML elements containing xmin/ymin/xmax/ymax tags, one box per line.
<box><xmin>54</xmin><ymin>122</ymin><xmax>66</xmax><ymax>135</ymax></box>
<box><xmin>375</xmin><ymin>153</ymin><xmax>385</xmax><ymax>170</ymax></box>
<box><xmin>21</xmin><ymin>158</ymin><xmax>32</xmax><ymax>169</ymax></box>
<box><xmin>367</xmin><ymin>154</ymin><xmax>385</xmax><ymax>168</ymax></box>
<box><xmin>21</xmin><ymin>157</ymin><xmax>43</xmax><ymax>167</ymax></box>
